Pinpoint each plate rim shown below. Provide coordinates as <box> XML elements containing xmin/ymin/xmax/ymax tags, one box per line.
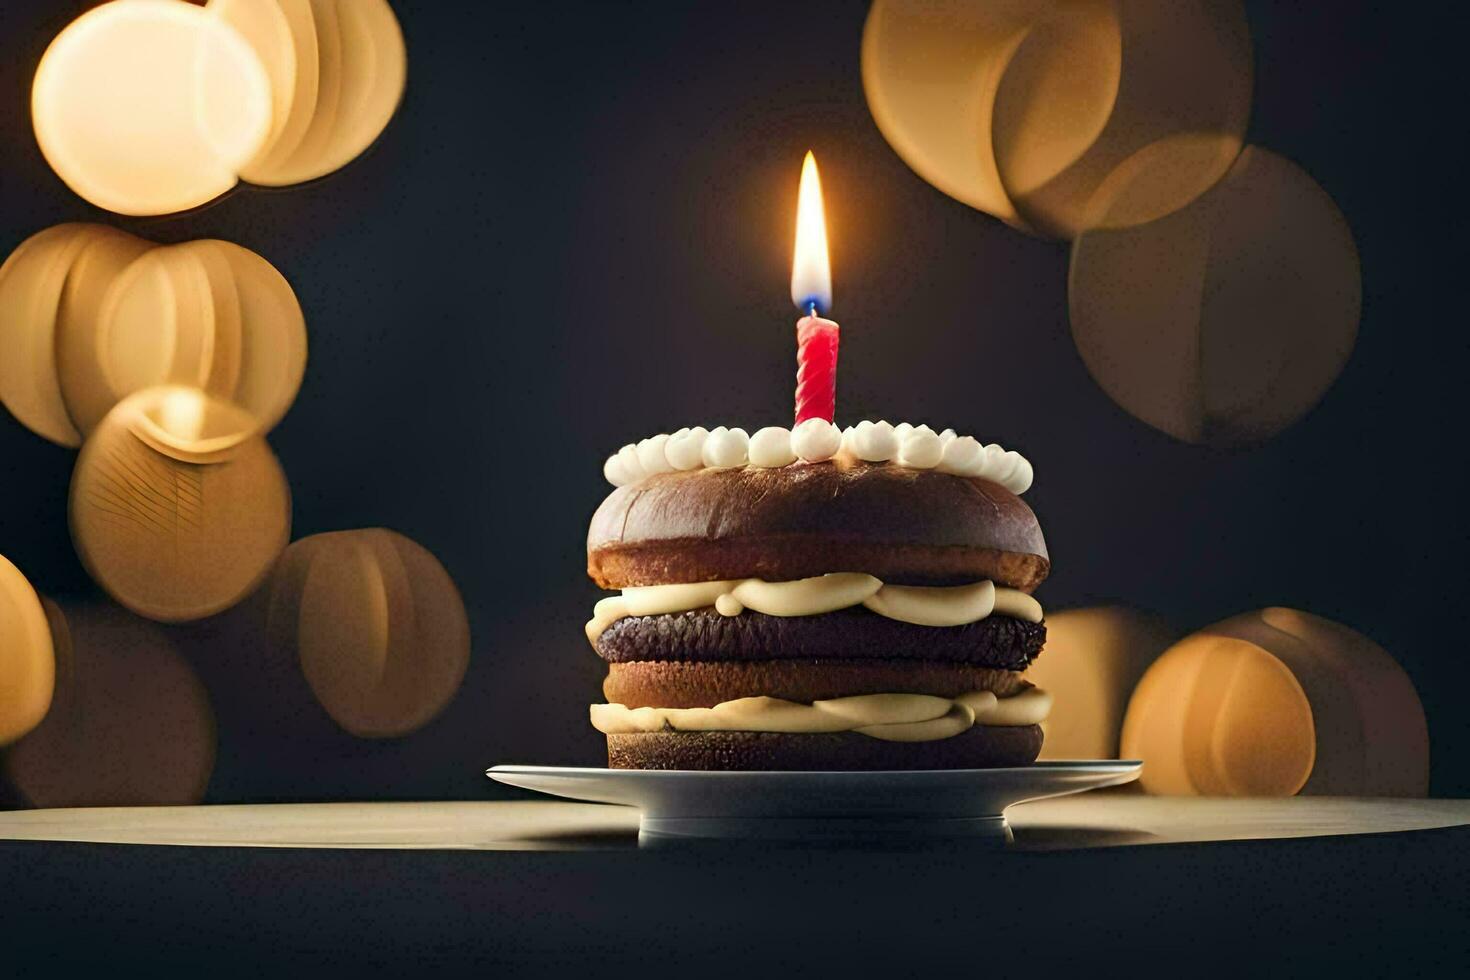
<box><xmin>487</xmin><ymin>760</ymin><xmax>1143</xmax><ymax>779</ymax></box>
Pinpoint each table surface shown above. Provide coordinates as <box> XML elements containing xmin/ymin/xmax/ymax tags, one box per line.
<box><xmin>3</xmin><ymin>795</ymin><xmax>1468</xmax><ymax>975</ymax></box>
<box><xmin>1</xmin><ymin>794</ymin><xmax>1469</xmax><ymax>850</ymax></box>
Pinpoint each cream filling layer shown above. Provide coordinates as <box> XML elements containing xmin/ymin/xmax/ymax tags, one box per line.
<box><xmin>586</xmin><ymin>573</ymin><xmax>1043</xmax><ymax>644</ymax></box>
<box><xmin>590</xmin><ymin>687</ymin><xmax>1052</xmax><ymax>743</ymax></box>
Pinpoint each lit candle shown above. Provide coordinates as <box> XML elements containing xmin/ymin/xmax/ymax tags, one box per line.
<box><xmin>791</xmin><ymin>151</ymin><xmax>839</xmax><ymax>426</ymax></box>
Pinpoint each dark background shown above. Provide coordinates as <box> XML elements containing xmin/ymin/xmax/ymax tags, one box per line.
<box><xmin>1</xmin><ymin>1</ymin><xmax>1465</xmax><ymax>800</ymax></box>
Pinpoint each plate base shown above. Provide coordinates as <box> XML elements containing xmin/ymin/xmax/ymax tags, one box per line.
<box><xmin>640</xmin><ymin>813</ymin><xmax>1012</xmax><ymax>845</ymax></box>
<box><xmin>488</xmin><ymin>761</ymin><xmax>1142</xmax><ymax>845</ymax></box>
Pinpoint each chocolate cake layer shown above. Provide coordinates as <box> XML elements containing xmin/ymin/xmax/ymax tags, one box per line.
<box><xmin>607</xmin><ymin>725</ymin><xmax>1045</xmax><ymax>770</ymax></box>
<box><xmin>603</xmin><ymin>658</ymin><xmax>1028</xmax><ymax>709</ymax></box>
<box><xmin>595</xmin><ymin>607</ymin><xmax>1045</xmax><ymax>670</ymax></box>
<box><xmin>588</xmin><ymin>462</ymin><xmax>1049</xmax><ymax>590</ymax></box>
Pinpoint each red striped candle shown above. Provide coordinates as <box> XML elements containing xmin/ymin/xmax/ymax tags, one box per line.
<box><xmin>795</xmin><ymin>313</ymin><xmax>839</xmax><ymax>425</ymax></box>
<box><xmin>791</xmin><ymin>152</ymin><xmax>837</xmax><ymax>425</ymax></box>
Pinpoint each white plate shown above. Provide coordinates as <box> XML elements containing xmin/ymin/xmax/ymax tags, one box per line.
<box><xmin>487</xmin><ymin>761</ymin><xmax>1141</xmax><ymax>844</ymax></box>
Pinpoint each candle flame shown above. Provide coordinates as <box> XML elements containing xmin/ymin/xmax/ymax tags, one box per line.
<box><xmin>791</xmin><ymin>151</ymin><xmax>832</xmax><ymax>315</ymax></box>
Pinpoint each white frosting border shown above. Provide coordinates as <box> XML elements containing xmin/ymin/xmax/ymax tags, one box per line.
<box><xmin>602</xmin><ymin>420</ymin><xmax>1034</xmax><ymax>495</ymax></box>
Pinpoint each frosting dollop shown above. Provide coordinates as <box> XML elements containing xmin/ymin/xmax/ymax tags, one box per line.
<box><xmin>601</xmin><ymin>420</ymin><xmax>1034</xmax><ymax>494</ymax></box>
<box><xmin>636</xmin><ymin>435</ymin><xmax>674</xmax><ymax>475</ymax></box>
<box><xmin>702</xmin><ymin>426</ymin><xmax>749</xmax><ymax>467</ymax></box>
<box><xmin>845</xmin><ymin>420</ymin><xmax>899</xmax><ymax>461</ymax></box>
<box><xmin>590</xmin><ymin>686</ymin><xmax>1053</xmax><ymax>740</ymax></box>
<box><xmin>749</xmin><ymin>426</ymin><xmax>797</xmax><ymax>467</ymax></box>
<box><xmin>665</xmin><ymin>427</ymin><xmax>708</xmax><ymax>470</ymax></box>
<box><xmin>898</xmin><ymin>426</ymin><xmax>943</xmax><ymax>468</ymax></box>
<box><xmin>791</xmin><ymin>418</ymin><xmax>841</xmax><ymax>461</ymax></box>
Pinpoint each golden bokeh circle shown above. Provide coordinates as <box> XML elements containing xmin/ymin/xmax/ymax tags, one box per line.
<box><xmin>1070</xmin><ymin>145</ymin><xmax>1360</xmax><ymax>445</ymax></box>
<box><xmin>233</xmin><ymin>0</ymin><xmax>407</xmax><ymax>188</ymax></box>
<box><xmin>862</xmin><ymin>0</ymin><xmax>1047</xmax><ymax>230</ymax></box>
<box><xmin>1121</xmin><ymin>609</ymin><xmax>1428</xmax><ymax>797</ymax></box>
<box><xmin>862</xmin><ymin>0</ymin><xmax>1252</xmax><ymax>239</ymax></box>
<box><xmin>2</xmin><ymin>227</ymin><xmax>306</xmax><ymax>446</ymax></box>
<box><xmin>270</xmin><ymin>529</ymin><xmax>471</xmax><ymax>739</ymax></box>
<box><xmin>0</xmin><ymin>224</ymin><xmax>92</xmax><ymax>447</ymax></box>
<box><xmin>3</xmin><ymin>600</ymin><xmax>215</xmax><ymax>807</ymax></box>
<box><xmin>31</xmin><ymin>0</ymin><xmax>273</xmax><ymax>215</ymax></box>
<box><xmin>70</xmin><ymin>386</ymin><xmax>292</xmax><ymax>623</ymax></box>
<box><xmin>993</xmin><ymin>0</ymin><xmax>1251</xmax><ymax>238</ymax></box>
<box><xmin>0</xmin><ymin>555</ymin><xmax>55</xmax><ymax>747</ymax></box>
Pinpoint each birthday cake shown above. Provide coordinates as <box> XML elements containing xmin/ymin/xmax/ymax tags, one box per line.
<box><xmin>585</xmin><ymin>420</ymin><xmax>1052</xmax><ymax>770</ymax></box>
<box><xmin>582</xmin><ymin>153</ymin><xmax>1050</xmax><ymax>771</ymax></box>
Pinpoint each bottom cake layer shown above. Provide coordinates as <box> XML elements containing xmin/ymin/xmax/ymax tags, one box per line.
<box><xmin>607</xmin><ymin>725</ymin><xmax>1044</xmax><ymax>771</ymax></box>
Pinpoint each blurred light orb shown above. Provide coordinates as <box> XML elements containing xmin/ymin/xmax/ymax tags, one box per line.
<box><xmin>0</xmin><ymin>555</ymin><xmax>55</xmax><ymax>747</ymax></box>
<box><xmin>30</xmin><ymin>0</ymin><xmax>407</xmax><ymax>215</ymax></box>
<box><xmin>208</xmin><ymin>0</ymin><xmax>301</xmax><ymax>177</ymax></box>
<box><xmin>32</xmin><ymin>0</ymin><xmax>273</xmax><ymax>216</ymax></box>
<box><xmin>93</xmin><ymin>239</ymin><xmax>308</xmax><ymax>439</ymax></box>
<box><xmin>1070</xmin><ymin>145</ymin><xmax>1361</xmax><ymax>445</ymax></box>
<box><xmin>1121</xmin><ymin>608</ymin><xmax>1429</xmax><ymax>797</ymax></box>
<box><xmin>2</xmin><ymin>600</ymin><xmax>216</xmax><ymax>807</ymax></box>
<box><xmin>0</xmin><ymin>225</ymin><xmax>307</xmax><ymax>446</ymax></box>
<box><xmin>267</xmin><ymin>529</ymin><xmax>471</xmax><ymax>739</ymax></box>
<box><xmin>862</xmin><ymin>0</ymin><xmax>1251</xmax><ymax>239</ymax></box>
<box><xmin>862</xmin><ymin>0</ymin><xmax>1047</xmax><ymax>230</ymax></box>
<box><xmin>1024</xmin><ymin>606</ymin><xmax>1178</xmax><ymax>760</ymax></box>
<box><xmin>242</xmin><ymin>0</ymin><xmax>408</xmax><ymax>187</ymax></box>
<box><xmin>213</xmin><ymin>0</ymin><xmax>409</xmax><ymax>187</ymax></box>
<box><xmin>988</xmin><ymin>0</ymin><xmax>1123</xmax><ymax>234</ymax></box>
<box><xmin>0</xmin><ymin>224</ymin><xmax>97</xmax><ymax>447</ymax></box>
<box><xmin>993</xmin><ymin>0</ymin><xmax>1251</xmax><ymax>238</ymax></box>
<box><xmin>52</xmin><ymin>227</ymin><xmax>159</xmax><ymax>440</ymax></box>
<box><xmin>70</xmin><ymin>386</ymin><xmax>293</xmax><ymax>623</ymax></box>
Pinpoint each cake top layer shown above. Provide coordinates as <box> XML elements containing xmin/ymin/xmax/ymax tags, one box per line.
<box><xmin>586</xmin><ymin>461</ymin><xmax>1049</xmax><ymax>591</ymax></box>
<box><xmin>602</xmin><ymin>419</ymin><xmax>1034</xmax><ymax>496</ymax></box>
